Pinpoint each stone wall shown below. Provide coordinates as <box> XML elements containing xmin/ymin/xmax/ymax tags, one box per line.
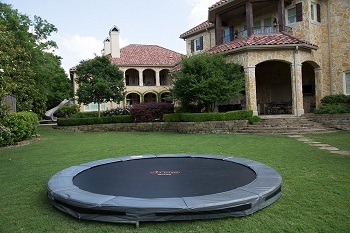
<box><xmin>54</xmin><ymin>120</ymin><xmax>249</xmax><ymax>134</ymax></box>
<box><xmin>305</xmin><ymin>113</ymin><xmax>350</xmax><ymax>131</ymax></box>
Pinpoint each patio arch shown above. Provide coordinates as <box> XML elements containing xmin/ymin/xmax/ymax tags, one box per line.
<box><xmin>160</xmin><ymin>69</ymin><xmax>171</xmax><ymax>86</ymax></box>
<box><xmin>144</xmin><ymin>92</ymin><xmax>157</xmax><ymax>103</ymax></box>
<box><xmin>255</xmin><ymin>60</ymin><xmax>292</xmax><ymax>115</ymax></box>
<box><xmin>125</xmin><ymin>69</ymin><xmax>139</xmax><ymax>86</ymax></box>
<box><xmin>143</xmin><ymin>69</ymin><xmax>156</xmax><ymax>86</ymax></box>
<box><xmin>302</xmin><ymin>61</ymin><xmax>321</xmax><ymax>113</ymax></box>
<box><xmin>125</xmin><ymin>92</ymin><xmax>141</xmax><ymax>106</ymax></box>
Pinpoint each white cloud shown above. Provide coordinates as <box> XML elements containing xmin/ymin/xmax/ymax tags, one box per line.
<box><xmin>56</xmin><ymin>34</ymin><xmax>129</xmax><ymax>75</ymax></box>
<box><xmin>186</xmin><ymin>0</ymin><xmax>218</xmax><ymax>27</ymax></box>
<box><xmin>120</xmin><ymin>37</ymin><xmax>129</xmax><ymax>48</ymax></box>
<box><xmin>61</xmin><ymin>34</ymin><xmax>102</xmax><ymax>60</ymax></box>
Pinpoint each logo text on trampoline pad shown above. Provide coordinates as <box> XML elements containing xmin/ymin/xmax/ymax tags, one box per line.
<box><xmin>150</xmin><ymin>170</ymin><xmax>180</xmax><ymax>176</ymax></box>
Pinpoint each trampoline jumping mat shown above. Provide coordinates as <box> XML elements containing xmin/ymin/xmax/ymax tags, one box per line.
<box><xmin>47</xmin><ymin>154</ymin><xmax>282</xmax><ymax>225</ymax></box>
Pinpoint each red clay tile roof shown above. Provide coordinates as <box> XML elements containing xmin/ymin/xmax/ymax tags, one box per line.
<box><xmin>209</xmin><ymin>32</ymin><xmax>318</xmax><ymax>54</ymax></box>
<box><xmin>111</xmin><ymin>44</ymin><xmax>183</xmax><ymax>67</ymax></box>
<box><xmin>70</xmin><ymin>45</ymin><xmax>183</xmax><ymax>71</ymax></box>
<box><xmin>180</xmin><ymin>21</ymin><xmax>214</xmax><ymax>39</ymax></box>
<box><xmin>209</xmin><ymin>0</ymin><xmax>231</xmax><ymax>10</ymax></box>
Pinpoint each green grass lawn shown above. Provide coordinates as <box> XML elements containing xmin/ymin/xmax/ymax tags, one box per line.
<box><xmin>0</xmin><ymin>127</ymin><xmax>349</xmax><ymax>233</ymax></box>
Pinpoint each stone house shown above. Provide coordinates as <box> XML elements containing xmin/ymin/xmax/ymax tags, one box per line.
<box><xmin>70</xmin><ymin>26</ymin><xmax>183</xmax><ymax>111</ymax></box>
<box><xmin>180</xmin><ymin>0</ymin><xmax>350</xmax><ymax>116</ymax></box>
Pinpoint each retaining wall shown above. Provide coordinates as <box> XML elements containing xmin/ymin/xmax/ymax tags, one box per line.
<box><xmin>54</xmin><ymin>120</ymin><xmax>248</xmax><ymax>134</ymax></box>
<box><xmin>305</xmin><ymin>114</ymin><xmax>350</xmax><ymax>131</ymax></box>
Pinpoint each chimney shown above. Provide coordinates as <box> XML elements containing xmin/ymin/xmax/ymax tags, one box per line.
<box><xmin>102</xmin><ymin>38</ymin><xmax>111</xmax><ymax>56</ymax></box>
<box><xmin>109</xmin><ymin>26</ymin><xmax>120</xmax><ymax>58</ymax></box>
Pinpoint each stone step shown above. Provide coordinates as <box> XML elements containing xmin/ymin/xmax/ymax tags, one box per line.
<box><xmin>237</xmin><ymin>115</ymin><xmax>336</xmax><ymax>134</ymax></box>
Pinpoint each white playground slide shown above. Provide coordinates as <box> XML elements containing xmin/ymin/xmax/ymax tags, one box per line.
<box><xmin>44</xmin><ymin>99</ymin><xmax>70</xmax><ymax>121</ymax></box>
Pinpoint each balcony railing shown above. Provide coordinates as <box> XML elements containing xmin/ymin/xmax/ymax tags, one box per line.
<box><xmin>222</xmin><ymin>25</ymin><xmax>293</xmax><ymax>44</ymax></box>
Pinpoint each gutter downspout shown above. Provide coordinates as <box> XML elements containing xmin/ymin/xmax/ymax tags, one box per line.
<box><xmin>327</xmin><ymin>0</ymin><xmax>333</xmax><ymax>94</ymax></box>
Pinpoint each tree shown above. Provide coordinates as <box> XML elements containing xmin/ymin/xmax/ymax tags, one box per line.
<box><xmin>75</xmin><ymin>56</ymin><xmax>125</xmax><ymax>117</ymax></box>
<box><xmin>0</xmin><ymin>3</ymin><xmax>71</xmax><ymax>115</ymax></box>
<box><xmin>171</xmin><ymin>53</ymin><xmax>245</xmax><ymax>112</ymax></box>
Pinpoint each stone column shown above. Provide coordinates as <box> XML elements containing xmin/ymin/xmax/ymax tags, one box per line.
<box><xmin>156</xmin><ymin>71</ymin><xmax>160</xmax><ymax>87</ymax></box>
<box><xmin>278</xmin><ymin>0</ymin><xmax>285</xmax><ymax>32</ymax></box>
<box><xmin>246</xmin><ymin>0</ymin><xmax>253</xmax><ymax>36</ymax></box>
<box><xmin>122</xmin><ymin>70</ymin><xmax>126</xmax><ymax>86</ymax></box>
<box><xmin>139</xmin><ymin>69</ymin><xmax>144</xmax><ymax>86</ymax></box>
<box><xmin>244</xmin><ymin>66</ymin><xmax>258</xmax><ymax>116</ymax></box>
<box><xmin>290</xmin><ymin>63</ymin><xmax>304</xmax><ymax>116</ymax></box>
<box><xmin>215</xmin><ymin>14</ymin><xmax>223</xmax><ymax>45</ymax></box>
<box><xmin>314</xmin><ymin>68</ymin><xmax>323</xmax><ymax>108</ymax></box>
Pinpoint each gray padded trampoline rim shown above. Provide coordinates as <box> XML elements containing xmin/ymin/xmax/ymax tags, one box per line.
<box><xmin>47</xmin><ymin>154</ymin><xmax>282</xmax><ymax>216</ymax></box>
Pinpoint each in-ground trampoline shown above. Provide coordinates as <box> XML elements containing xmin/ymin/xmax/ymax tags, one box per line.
<box><xmin>47</xmin><ymin>154</ymin><xmax>282</xmax><ymax>225</ymax></box>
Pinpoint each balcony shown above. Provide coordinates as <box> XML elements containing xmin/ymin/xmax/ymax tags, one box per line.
<box><xmin>221</xmin><ymin>25</ymin><xmax>293</xmax><ymax>44</ymax></box>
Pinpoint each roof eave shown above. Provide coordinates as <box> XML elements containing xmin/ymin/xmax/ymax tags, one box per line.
<box><xmin>180</xmin><ymin>25</ymin><xmax>215</xmax><ymax>39</ymax></box>
<box><xmin>216</xmin><ymin>43</ymin><xmax>318</xmax><ymax>55</ymax></box>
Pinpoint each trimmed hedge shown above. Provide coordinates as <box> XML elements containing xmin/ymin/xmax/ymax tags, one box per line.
<box><xmin>2</xmin><ymin>111</ymin><xmax>38</xmax><ymax>145</ymax></box>
<box><xmin>163</xmin><ymin>110</ymin><xmax>253</xmax><ymax>122</ymax></box>
<box><xmin>57</xmin><ymin>115</ymin><xmax>133</xmax><ymax>126</ymax></box>
<box><xmin>130</xmin><ymin>102</ymin><xmax>174</xmax><ymax>122</ymax></box>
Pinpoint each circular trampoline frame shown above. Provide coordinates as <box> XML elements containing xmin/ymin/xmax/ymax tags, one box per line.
<box><xmin>47</xmin><ymin>154</ymin><xmax>282</xmax><ymax>225</ymax></box>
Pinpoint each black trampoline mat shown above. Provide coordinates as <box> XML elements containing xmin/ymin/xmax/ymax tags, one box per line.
<box><xmin>73</xmin><ymin>157</ymin><xmax>256</xmax><ymax>198</ymax></box>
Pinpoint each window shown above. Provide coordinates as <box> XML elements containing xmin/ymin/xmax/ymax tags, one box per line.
<box><xmin>286</xmin><ymin>3</ymin><xmax>303</xmax><ymax>24</ymax></box>
<box><xmin>253</xmin><ymin>20</ymin><xmax>261</xmax><ymax>34</ymax></box>
<box><xmin>287</xmin><ymin>7</ymin><xmax>297</xmax><ymax>24</ymax></box>
<box><xmin>344</xmin><ymin>72</ymin><xmax>350</xmax><ymax>95</ymax></box>
<box><xmin>190</xmin><ymin>36</ymin><xmax>203</xmax><ymax>53</ymax></box>
<box><xmin>84</xmin><ymin>103</ymin><xmax>106</xmax><ymax>112</ymax></box>
<box><xmin>310</xmin><ymin>2</ymin><xmax>321</xmax><ymax>22</ymax></box>
<box><xmin>223</xmin><ymin>28</ymin><xmax>231</xmax><ymax>43</ymax></box>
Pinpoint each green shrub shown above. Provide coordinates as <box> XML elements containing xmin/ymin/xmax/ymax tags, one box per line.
<box><xmin>315</xmin><ymin>94</ymin><xmax>350</xmax><ymax>114</ymax></box>
<box><xmin>314</xmin><ymin>103</ymin><xmax>350</xmax><ymax>114</ymax></box>
<box><xmin>3</xmin><ymin>112</ymin><xmax>38</xmax><ymax>142</ymax></box>
<box><xmin>102</xmin><ymin>107</ymin><xmax>130</xmax><ymax>117</ymax></box>
<box><xmin>321</xmin><ymin>94</ymin><xmax>350</xmax><ymax>105</ymax></box>
<box><xmin>164</xmin><ymin>110</ymin><xmax>252</xmax><ymax>122</ymax></box>
<box><xmin>57</xmin><ymin>115</ymin><xmax>133</xmax><ymax>126</ymax></box>
<box><xmin>0</xmin><ymin>124</ymin><xmax>13</xmax><ymax>147</ymax></box>
<box><xmin>55</xmin><ymin>104</ymin><xmax>80</xmax><ymax>117</ymax></box>
<box><xmin>224</xmin><ymin>110</ymin><xmax>253</xmax><ymax>120</ymax></box>
<box><xmin>248</xmin><ymin>116</ymin><xmax>261</xmax><ymax>124</ymax></box>
<box><xmin>163</xmin><ymin>113</ymin><xmax>184</xmax><ymax>122</ymax></box>
<box><xmin>71</xmin><ymin>111</ymin><xmax>99</xmax><ymax>118</ymax></box>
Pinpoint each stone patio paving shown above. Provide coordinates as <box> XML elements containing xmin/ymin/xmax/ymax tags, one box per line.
<box><xmin>288</xmin><ymin>135</ymin><xmax>350</xmax><ymax>155</ymax></box>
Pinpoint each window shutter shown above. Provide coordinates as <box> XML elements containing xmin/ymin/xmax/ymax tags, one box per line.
<box><xmin>199</xmin><ymin>36</ymin><xmax>203</xmax><ymax>50</ymax></box>
<box><xmin>296</xmin><ymin>2</ymin><xmax>303</xmax><ymax>22</ymax></box>
<box><xmin>190</xmin><ymin>39</ymin><xmax>194</xmax><ymax>53</ymax></box>
<box><xmin>317</xmin><ymin>4</ymin><xmax>321</xmax><ymax>22</ymax></box>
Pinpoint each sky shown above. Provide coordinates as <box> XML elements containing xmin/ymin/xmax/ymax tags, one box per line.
<box><xmin>3</xmin><ymin>0</ymin><xmax>219</xmax><ymax>75</ymax></box>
